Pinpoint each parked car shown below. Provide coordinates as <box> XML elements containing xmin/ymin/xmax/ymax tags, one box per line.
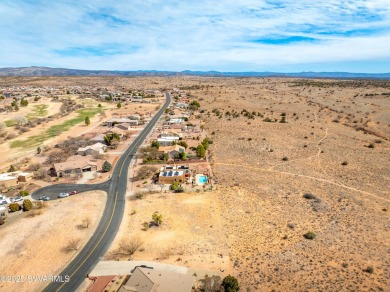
<box><xmin>11</xmin><ymin>196</ymin><xmax>23</xmax><ymax>202</ymax></box>
<box><xmin>69</xmin><ymin>191</ymin><xmax>78</xmax><ymax>195</ymax></box>
<box><xmin>39</xmin><ymin>196</ymin><xmax>50</xmax><ymax>201</ymax></box>
<box><xmin>58</xmin><ymin>193</ymin><xmax>69</xmax><ymax>198</ymax></box>
<box><xmin>0</xmin><ymin>200</ymin><xmax>7</xmax><ymax>205</ymax></box>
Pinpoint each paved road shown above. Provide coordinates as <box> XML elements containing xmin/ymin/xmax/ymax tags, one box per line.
<box><xmin>39</xmin><ymin>93</ymin><xmax>170</xmax><ymax>292</ymax></box>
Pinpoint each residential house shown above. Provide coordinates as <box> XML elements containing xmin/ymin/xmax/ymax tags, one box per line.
<box><xmin>53</xmin><ymin>156</ymin><xmax>97</xmax><ymax>177</ymax></box>
<box><xmin>158</xmin><ymin>165</ymin><xmax>190</xmax><ymax>184</ymax></box>
<box><xmin>115</xmin><ymin>123</ymin><xmax>132</xmax><ymax>131</ymax></box>
<box><xmin>168</xmin><ymin>118</ymin><xmax>185</xmax><ymax>124</ymax></box>
<box><xmin>159</xmin><ymin>145</ymin><xmax>185</xmax><ymax>160</ymax></box>
<box><xmin>0</xmin><ymin>172</ymin><xmax>32</xmax><ymax>188</ymax></box>
<box><xmin>157</xmin><ymin>132</ymin><xmax>180</xmax><ymax>146</ymax></box>
<box><xmin>77</xmin><ymin>142</ymin><xmax>106</xmax><ymax>156</ymax></box>
<box><xmin>159</xmin><ymin>131</ymin><xmax>182</xmax><ymax>138</ymax></box>
<box><xmin>128</xmin><ymin>114</ymin><xmax>141</xmax><ymax>120</ymax></box>
<box><xmin>176</xmin><ymin>102</ymin><xmax>189</xmax><ymax>109</ymax></box>
<box><xmin>90</xmin><ymin>134</ymin><xmax>106</xmax><ymax>143</ymax></box>
<box><xmin>104</xmin><ymin>118</ymin><xmax>138</xmax><ymax>127</ymax></box>
<box><xmin>119</xmin><ymin>267</ymin><xmax>194</xmax><ymax>292</ymax></box>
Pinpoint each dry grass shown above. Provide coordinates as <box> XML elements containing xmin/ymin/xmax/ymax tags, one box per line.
<box><xmin>107</xmin><ymin>237</ymin><xmax>144</xmax><ymax>260</ymax></box>
<box><xmin>62</xmin><ymin>238</ymin><xmax>81</xmax><ymax>253</ymax></box>
<box><xmin>1</xmin><ymin>76</ymin><xmax>388</xmax><ymax>291</ymax></box>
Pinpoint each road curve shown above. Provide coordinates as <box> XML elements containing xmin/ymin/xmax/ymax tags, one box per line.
<box><xmin>40</xmin><ymin>93</ymin><xmax>170</xmax><ymax>292</ymax></box>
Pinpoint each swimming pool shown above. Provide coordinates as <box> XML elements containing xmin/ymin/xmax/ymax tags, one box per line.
<box><xmin>197</xmin><ymin>175</ymin><xmax>208</xmax><ymax>184</ymax></box>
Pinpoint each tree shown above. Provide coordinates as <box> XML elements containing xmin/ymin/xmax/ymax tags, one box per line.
<box><xmin>190</xmin><ymin>100</ymin><xmax>201</xmax><ymax>108</ymax></box>
<box><xmin>23</xmin><ymin>199</ymin><xmax>33</xmax><ymax>211</ymax></box>
<box><xmin>36</xmin><ymin>146</ymin><xmax>41</xmax><ymax>154</ymax></box>
<box><xmin>178</xmin><ymin>152</ymin><xmax>187</xmax><ymax>160</ymax></box>
<box><xmin>117</xmin><ymin>102</ymin><xmax>122</xmax><ymax>108</ymax></box>
<box><xmin>46</xmin><ymin>149</ymin><xmax>68</xmax><ymax>164</ymax></box>
<box><xmin>85</xmin><ymin>116</ymin><xmax>90</xmax><ymax>125</ymax></box>
<box><xmin>9</xmin><ymin>203</ymin><xmax>21</xmax><ymax>212</ymax></box>
<box><xmin>196</xmin><ymin>144</ymin><xmax>206</xmax><ymax>158</ymax></box>
<box><xmin>33</xmin><ymin>168</ymin><xmax>48</xmax><ymax>180</ymax></box>
<box><xmin>83</xmin><ymin>217</ymin><xmax>91</xmax><ymax>228</ymax></box>
<box><xmin>135</xmin><ymin>165</ymin><xmax>158</xmax><ymax>181</ymax></box>
<box><xmin>102</xmin><ymin>160</ymin><xmax>112</xmax><ymax>172</ymax></box>
<box><xmin>201</xmin><ymin>138</ymin><xmax>210</xmax><ymax>150</ymax></box>
<box><xmin>140</xmin><ymin>146</ymin><xmax>161</xmax><ymax>161</ymax></box>
<box><xmin>8</xmin><ymin>164</ymin><xmax>16</xmax><ymax>172</ymax></box>
<box><xmin>98</xmin><ymin>103</ymin><xmax>102</xmax><ymax>108</ymax></box>
<box><xmin>14</xmin><ymin>116</ymin><xmax>28</xmax><ymax>126</ymax></box>
<box><xmin>151</xmin><ymin>140</ymin><xmax>160</xmax><ymax>149</ymax></box>
<box><xmin>221</xmin><ymin>275</ymin><xmax>240</xmax><ymax>292</ymax></box>
<box><xmin>104</xmin><ymin>132</ymin><xmax>121</xmax><ymax>146</ymax></box>
<box><xmin>20</xmin><ymin>190</ymin><xmax>29</xmax><ymax>196</ymax></box>
<box><xmin>152</xmin><ymin>212</ymin><xmax>163</xmax><ymax>226</ymax></box>
<box><xmin>177</xmin><ymin>140</ymin><xmax>188</xmax><ymax>149</ymax></box>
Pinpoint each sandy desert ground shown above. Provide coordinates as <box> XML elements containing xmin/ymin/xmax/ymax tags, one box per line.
<box><xmin>0</xmin><ymin>191</ymin><xmax>106</xmax><ymax>292</ymax></box>
<box><xmin>1</xmin><ymin>76</ymin><xmax>388</xmax><ymax>291</ymax></box>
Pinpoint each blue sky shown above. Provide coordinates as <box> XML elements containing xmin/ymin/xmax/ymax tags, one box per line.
<box><xmin>0</xmin><ymin>0</ymin><xmax>390</xmax><ymax>72</ymax></box>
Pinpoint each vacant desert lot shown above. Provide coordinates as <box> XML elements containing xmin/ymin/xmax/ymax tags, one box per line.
<box><xmin>0</xmin><ymin>191</ymin><xmax>106</xmax><ymax>292</ymax></box>
<box><xmin>108</xmin><ymin>191</ymin><xmax>231</xmax><ymax>274</ymax></box>
<box><xmin>198</xmin><ymin>78</ymin><xmax>389</xmax><ymax>291</ymax></box>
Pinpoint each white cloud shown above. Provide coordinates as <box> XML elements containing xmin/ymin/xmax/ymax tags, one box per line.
<box><xmin>0</xmin><ymin>0</ymin><xmax>389</xmax><ymax>72</ymax></box>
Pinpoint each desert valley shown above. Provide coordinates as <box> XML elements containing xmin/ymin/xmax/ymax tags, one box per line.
<box><xmin>0</xmin><ymin>76</ymin><xmax>388</xmax><ymax>291</ymax></box>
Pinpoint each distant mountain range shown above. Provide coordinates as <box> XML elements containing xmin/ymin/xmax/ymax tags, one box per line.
<box><xmin>0</xmin><ymin>66</ymin><xmax>389</xmax><ymax>78</ymax></box>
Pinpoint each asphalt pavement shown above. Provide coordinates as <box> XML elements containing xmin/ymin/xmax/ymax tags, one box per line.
<box><xmin>39</xmin><ymin>93</ymin><xmax>170</xmax><ymax>292</ymax></box>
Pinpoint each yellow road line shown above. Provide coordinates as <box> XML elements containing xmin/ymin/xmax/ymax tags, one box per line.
<box><xmin>55</xmin><ymin>97</ymin><xmax>169</xmax><ymax>291</ymax></box>
<box><xmin>56</xmin><ymin>191</ymin><xmax>119</xmax><ymax>292</ymax></box>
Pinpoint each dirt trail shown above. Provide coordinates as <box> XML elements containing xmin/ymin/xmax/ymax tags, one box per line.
<box><xmin>215</xmin><ymin>162</ymin><xmax>389</xmax><ymax>203</ymax></box>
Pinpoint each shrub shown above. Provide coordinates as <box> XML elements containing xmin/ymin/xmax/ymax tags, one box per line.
<box><xmin>62</xmin><ymin>238</ymin><xmax>81</xmax><ymax>253</ymax></box>
<box><xmin>8</xmin><ymin>164</ymin><xmax>16</xmax><ymax>172</ymax></box>
<box><xmin>102</xmin><ymin>161</ymin><xmax>112</xmax><ymax>172</ymax></box>
<box><xmin>303</xmin><ymin>231</ymin><xmax>316</xmax><ymax>240</ymax></box>
<box><xmin>341</xmin><ymin>161</ymin><xmax>348</xmax><ymax>166</ymax></box>
<box><xmin>23</xmin><ymin>199</ymin><xmax>33</xmax><ymax>211</ymax></box>
<box><xmin>135</xmin><ymin>192</ymin><xmax>144</xmax><ymax>200</ymax></box>
<box><xmin>303</xmin><ymin>193</ymin><xmax>316</xmax><ymax>200</ymax></box>
<box><xmin>152</xmin><ymin>212</ymin><xmax>163</xmax><ymax>226</ymax></box>
<box><xmin>282</xmin><ymin>156</ymin><xmax>288</xmax><ymax>161</ymax></box>
<box><xmin>142</xmin><ymin>222</ymin><xmax>149</xmax><ymax>231</ymax></box>
<box><xmin>20</xmin><ymin>190</ymin><xmax>30</xmax><ymax>197</ymax></box>
<box><xmin>9</xmin><ymin>203</ymin><xmax>21</xmax><ymax>212</ymax></box>
<box><xmin>117</xmin><ymin>237</ymin><xmax>143</xmax><ymax>258</ymax></box>
<box><xmin>363</xmin><ymin>266</ymin><xmax>374</xmax><ymax>274</ymax></box>
<box><xmin>221</xmin><ymin>275</ymin><xmax>240</xmax><ymax>292</ymax></box>
<box><xmin>367</xmin><ymin>143</ymin><xmax>375</xmax><ymax>149</ymax></box>
<box><xmin>151</xmin><ymin>140</ymin><xmax>160</xmax><ymax>149</ymax></box>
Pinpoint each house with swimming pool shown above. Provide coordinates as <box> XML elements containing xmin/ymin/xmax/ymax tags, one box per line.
<box><xmin>158</xmin><ymin>165</ymin><xmax>191</xmax><ymax>184</ymax></box>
